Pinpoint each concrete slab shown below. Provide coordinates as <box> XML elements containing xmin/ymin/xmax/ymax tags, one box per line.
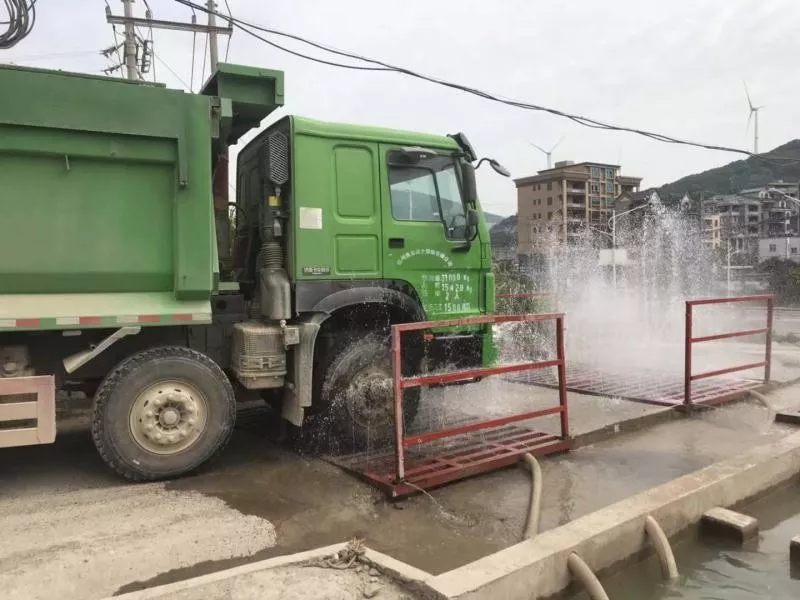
<box><xmin>701</xmin><ymin>507</ymin><xmax>759</xmax><ymax>543</ymax></box>
<box><xmin>428</xmin><ymin>430</ymin><xmax>800</xmax><ymax>600</ymax></box>
<box><xmin>790</xmin><ymin>535</ymin><xmax>800</xmax><ymax>565</ymax></box>
<box><xmin>107</xmin><ymin>543</ymin><xmax>441</xmax><ymax>600</ymax></box>
<box><xmin>775</xmin><ymin>410</ymin><xmax>800</xmax><ymax>425</ymax></box>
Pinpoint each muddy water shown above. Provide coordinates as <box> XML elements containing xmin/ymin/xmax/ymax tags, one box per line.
<box><xmin>573</xmin><ymin>483</ymin><xmax>800</xmax><ymax>599</ymax></box>
<box><xmin>130</xmin><ymin>398</ymin><xmax>791</xmax><ymax>592</ymax></box>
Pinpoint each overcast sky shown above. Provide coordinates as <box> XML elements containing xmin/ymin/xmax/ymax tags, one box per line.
<box><xmin>5</xmin><ymin>0</ymin><xmax>800</xmax><ymax>216</ymax></box>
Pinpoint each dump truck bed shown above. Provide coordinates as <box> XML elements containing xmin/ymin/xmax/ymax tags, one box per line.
<box><xmin>0</xmin><ymin>63</ymin><xmax>283</xmax><ymax>330</ymax></box>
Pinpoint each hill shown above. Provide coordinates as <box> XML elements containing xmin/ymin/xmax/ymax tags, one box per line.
<box><xmin>483</xmin><ymin>210</ymin><xmax>506</xmax><ymax>228</ymax></box>
<box><xmin>659</xmin><ymin>139</ymin><xmax>800</xmax><ymax>198</ymax></box>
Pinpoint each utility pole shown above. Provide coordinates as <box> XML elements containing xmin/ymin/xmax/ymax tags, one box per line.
<box><xmin>106</xmin><ymin>1</ymin><xmax>233</xmax><ymax>84</ymax></box>
<box><xmin>122</xmin><ymin>0</ymin><xmax>138</xmax><ymax>81</ymax></box>
<box><xmin>207</xmin><ymin>0</ymin><xmax>219</xmax><ymax>72</ymax></box>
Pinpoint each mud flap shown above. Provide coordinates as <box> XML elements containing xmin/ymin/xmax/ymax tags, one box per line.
<box><xmin>282</xmin><ymin>314</ymin><xmax>325</xmax><ymax>426</ymax></box>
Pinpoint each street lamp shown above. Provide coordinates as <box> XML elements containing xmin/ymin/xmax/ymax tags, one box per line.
<box><xmin>726</xmin><ymin>239</ymin><xmax>745</xmax><ymax>296</ymax></box>
<box><xmin>607</xmin><ymin>199</ymin><xmax>662</xmax><ymax>288</ymax></box>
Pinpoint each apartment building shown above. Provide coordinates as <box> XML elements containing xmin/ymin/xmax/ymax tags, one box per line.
<box><xmin>759</xmin><ymin>237</ymin><xmax>800</xmax><ymax>262</ymax></box>
<box><xmin>707</xmin><ymin>183</ymin><xmax>800</xmax><ymax>256</ymax></box>
<box><xmin>515</xmin><ymin>160</ymin><xmax>642</xmax><ymax>254</ymax></box>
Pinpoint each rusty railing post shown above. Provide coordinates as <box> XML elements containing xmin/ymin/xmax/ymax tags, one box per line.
<box><xmin>556</xmin><ymin>315</ymin><xmax>569</xmax><ymax>439</ymax></box>
<box><xmin>391</xmin><ymin>326</ymin><xmax>406</xmax><ymax>482</ymax></box>
<box><xmin>684</xmin><ymin>302</ymin><xmax>693</xmax><ymax>409</ymax></box>
<box><xmin>765</xmin><ymin>296</ymin><xmax>774</xmax><ymax>382</ymax></box>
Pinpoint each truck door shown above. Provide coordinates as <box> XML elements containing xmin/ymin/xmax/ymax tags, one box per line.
<box><xmin>379</xmin><ymin>146</ymin><xmax>483</xmax><ymax>321</ymax></box>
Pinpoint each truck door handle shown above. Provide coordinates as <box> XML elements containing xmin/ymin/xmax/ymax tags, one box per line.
<box><xmin>388</xmin><ymin>238</ymin><xmax>405</xmax><ymax>248</ymax></box>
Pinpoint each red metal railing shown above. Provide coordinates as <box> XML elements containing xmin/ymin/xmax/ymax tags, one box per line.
<box><xmin>391</xmin><ymin>313</ymin><xmax>569</xmax><ymax>484</ymax></box>
<box><xmin>684</xmin><ymin>295</ymin><xmax>774</xmax><ymax>407</ymax></box>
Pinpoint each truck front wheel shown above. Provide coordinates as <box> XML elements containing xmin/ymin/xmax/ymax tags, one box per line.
<box><xmin>91</xmin><ymin>346</ymin><xmax>236</xmax><ymax>481</ymax></box>
<box><xmin>319</xmin><ymin>334</ymin><xmax>419</xmax><ymax>448</ymax></box>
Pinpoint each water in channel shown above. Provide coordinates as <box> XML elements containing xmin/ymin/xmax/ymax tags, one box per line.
<box><xmin>571</xmin><ymin>483</ymin><xmax>800</xmax><ymax>599</ymax></box>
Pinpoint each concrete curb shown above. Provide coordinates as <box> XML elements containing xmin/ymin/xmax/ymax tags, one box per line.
<box><xmin>571</xmin><ymin>406</ymin><xmax>677</xmax><ymax>449</ymax></box>
<box><xmin>106</xmin><ymin>542</ymin><xmax>441</xmax><ymax>600</ymax></box>
<box><xmin>106</xmin><ymin>543</ymin><xmax>348</xmax><ymax>599</ymax></box>
<box><xmin>428</xmin><ymin>430</ymin><xmax>800</xmax><ymax>600</ymax></box>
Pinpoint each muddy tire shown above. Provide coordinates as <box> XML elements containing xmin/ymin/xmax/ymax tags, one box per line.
<box><xmin>91</xmin><ymin>346</ymin><xmax>236</xmax><ymax>481</ymax></box>
<box><xmin>319</xmin><ymin>334</ymin><xmax>419</xmax><ymax>448</ymax></box>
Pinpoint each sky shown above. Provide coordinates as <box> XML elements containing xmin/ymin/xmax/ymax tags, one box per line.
<box><xmin>4</xmin><ymin>0</ymin><xmax>800</xmax><ymax>216</ymax></box>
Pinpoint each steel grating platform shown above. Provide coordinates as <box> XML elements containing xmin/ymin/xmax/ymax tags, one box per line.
<box><xmin>508</xmin><ymin>362</ymin><xmax>762</xmax><ymax>407</ymax></box>
<box><xmin>325</xmin><ymin>424</ymin><xmax>571</xmax><ymax>498</ymax></box>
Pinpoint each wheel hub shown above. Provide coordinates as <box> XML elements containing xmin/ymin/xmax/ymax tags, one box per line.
<box><xmin>347</xmin><ymin>370</ymin><xmax>393</xmax><ymax>428</ymax></box>
<box><xmin>129</xmin><ymin>381</ymin><xmax>208</xmax><ymax>455</ymax></box>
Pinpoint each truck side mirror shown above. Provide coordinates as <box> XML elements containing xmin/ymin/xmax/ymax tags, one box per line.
<box><xmin>466</xmin><ymin>208</ymin><xmax>479</xmax><ymax>241</ymax></box>
<box><xmin>462</xmin><ymin>162</ymin><xmax>478</xmax><ymax>206</ymax></box>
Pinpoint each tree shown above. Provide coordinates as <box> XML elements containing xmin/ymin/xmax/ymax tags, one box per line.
<box><xmin>759</xmin><ymin>258</ymin><xmax>800</xmax><ymax>304</ymax></box>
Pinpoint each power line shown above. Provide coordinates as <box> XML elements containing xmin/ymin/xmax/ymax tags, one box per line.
<box><xmin>6</xmin><ymin>49</ymin><xmax>98</xmax><ymax>61</ymax></box>
<box><xmin>172</xmin><ymin>0</ymin><xmax>799</xmax><ymax>166</ymax></box>
<box><xmin>151</xmin><ymin>48</ymin><xmax>191</xmax><ymax>89</ymax></box>
<box><xmin>189</xmin><ymin>28</ymin><xmax>197</xmax><ymax>90</ymax></box>
<box><xmin>200</xmin><ymin>31</ymin><xmax>208</xmax><ymax>85</ymax></box>
<box><xmin>223</xmin><ymin>0</ymin><xmax>232</xmax><ymax>61</ymax></box>
<box><xmin>174</xmin><ymin>0</ymin><xmax>388</xmax><ymax>71</ymax></box>
<box><xmin>0</xmin><ymin>0</ymin><xmax>36</xmax><ymax>48</ymax></box>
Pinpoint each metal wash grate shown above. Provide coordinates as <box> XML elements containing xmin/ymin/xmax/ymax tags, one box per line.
<box><xmin>327</xmin><ymin>313</ymin><xmax>572</xmax><ymax>498</ymax></box>
<box><xmin>327</xmin><ymin>424</ymin><xmax>570</xmax><ymax>498</ymax></box>
<box><xmin>509</xmin><ymin>362</ymin><xmax>761</xmax><ymax>407</ymax></box>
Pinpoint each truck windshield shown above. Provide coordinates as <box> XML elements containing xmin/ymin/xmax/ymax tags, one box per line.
<box><xmin>388</xmin><ymin>153</ymin><xmax>468</xmax><ymax>239</ymax></box>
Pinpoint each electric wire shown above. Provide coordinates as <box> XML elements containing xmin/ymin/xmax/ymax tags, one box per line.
<box><xmin>151</xmin><ymin>47</ymin><xmax>191</xmax><ymax>90</ymax></box>
<box><xmin>172</xmin><ymin>0</ymin><xmax>799</xmax><ymax>165</ymax></box>
<box><xmin>200</xmin><ymin>31</ymin><xmax>208</xmax><ymax>85</ymax></box>
<box><xmin>0</xmin><ymin>0</ymin><xmax>36</xmax><ymax>48</ymax></box>
<box><xmin>223</xmin><ymin>0</ymin><xmax>232</xmax><ymax>61</ymax></box>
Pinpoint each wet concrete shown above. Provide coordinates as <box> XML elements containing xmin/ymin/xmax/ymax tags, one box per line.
<box><xmin>3</xmin><ymin>371</ymin><xmax>800</xmax><ymax>599</ymax></box>
<box><xmin>162</xmin><ymin>395</ymin><xmax>794</xmax><ymax>580</ymax></box>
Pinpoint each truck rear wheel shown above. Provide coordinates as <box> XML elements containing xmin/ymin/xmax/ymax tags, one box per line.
<box><xmin>319</xmin><ymin>334</ymin><xmax>419</xmax><ymax>448</ymax></box>
<box><xmin>91</xmin><ymin>346</ymin><xmax>236</xmax><ymax>481</ymax></box>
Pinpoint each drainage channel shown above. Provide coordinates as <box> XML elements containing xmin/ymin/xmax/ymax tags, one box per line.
<box><xmin>577</xmin><ymin>483</ymin><xmax>800</xmax><ymax>599</ymax></box>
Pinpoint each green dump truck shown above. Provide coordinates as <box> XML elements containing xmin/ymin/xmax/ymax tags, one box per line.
<box><xmin>0</xmin><ymin>62</ymin><xmax>505</xmax><ymax>480</ymax></box>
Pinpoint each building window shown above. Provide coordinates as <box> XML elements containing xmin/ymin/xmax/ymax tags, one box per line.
<box><xmin>769</xmin><ymin>243</ymin><xmax>777</xmax><ymax>252</ymax></box>
<box><xmin>591</xmin><ymin>167</ymin><xmax>601</xmax><ymax>179</ymax></box>
<box><xmin>547</xmin><ymin>197</ymin><xmax>553</xmax><ymax>206</ymax></box>
<box><xmin>590</xmin><ymin>183</ymin><xmax>600</xmax><ymax>194</ymax></box>
<box><xmin>547</xmin><ymin>182</ymin><xmax>553</xmax><ymax>191</ymax></box>
<box><xmin>793</xmin><ymin>247</ymin><xmax>798</xmax><ymax>255</ymax></box>
<box><xmin>605</xmin><ymin>168</ymin><xmax>614</xmax><ymax>180</ymax></box>
<box><xmin>591</xmin><ymin>196</ymin><xmax>600</xmax><ymax>206</ymax></box>
<box><xmin>547</xmin><ymin>211</ymin><xmax>553</xmax><ymax>220</ymax></box>
<box><xmin>606</xmin><ymin>181</ymin><xmax>615</xmax><ymax>194</ymax></box>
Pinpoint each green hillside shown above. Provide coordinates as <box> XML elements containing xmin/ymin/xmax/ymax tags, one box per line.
<box><xmin>659</xmin><ymin>140</ymin><xmax>800</xmax><ymax>197</ymax></box>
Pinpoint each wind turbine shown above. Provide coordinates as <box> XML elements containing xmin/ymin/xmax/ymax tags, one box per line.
<box><xmin>528</xmin><ymin>135</ymin><xmax>565</xmax><ymax>169</ymax></box>
<box><xmin>744</xmin><ymin>82</ymin><xmax>764</xmax><ymax>154</ymax></box>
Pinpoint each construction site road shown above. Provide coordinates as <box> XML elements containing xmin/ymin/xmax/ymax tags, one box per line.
<box><xmin>3</xmin><ymin>375</ymin><xmax>800</xmax><ymax>600</ymax></box>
